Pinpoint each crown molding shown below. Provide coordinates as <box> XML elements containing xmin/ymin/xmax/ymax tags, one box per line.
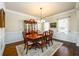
<box><xmin>6</xmin><ymin>9</ymin><xmax>32</xmax><ymax>16</ymax></box>
<box><xmin>6</xmin><ymin>9</ymin><xmax>39</xmax><ymax>19</ymax></box>
<box><xmin>45</xmin><ymin>9</ymin><xmax>76</xmax><ymax>19</ymax></box>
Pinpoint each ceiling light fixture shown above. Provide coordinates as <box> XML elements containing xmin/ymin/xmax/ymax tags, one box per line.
<box><xmin>40</xmin><ymin>7</ymin><xmax>43</xmax><ymax>20</ymax></box>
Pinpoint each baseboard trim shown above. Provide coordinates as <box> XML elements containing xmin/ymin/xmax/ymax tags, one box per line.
<box><xmin>53</xmin><ymin>38</ymin><xmax>76</xmax><ymax>47</ymax></box>
<box><xmin>53</xmin><ymin>38</ymin><xmax>75</xmax><ymax>43</ymax></box>
<box><xmin>5</xmin><ymin>40</ymin><xmax>24</xmax><ymax>47</ymax></box>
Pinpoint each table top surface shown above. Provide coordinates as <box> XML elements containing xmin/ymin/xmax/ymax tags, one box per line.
<box><xmin>26</xmin><ymin>34</ymin><xmax>42</xmax><ymax>40</ymax></box>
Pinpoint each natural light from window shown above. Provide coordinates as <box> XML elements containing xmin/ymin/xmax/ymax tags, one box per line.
<box><xmin>57</xmin><ymin>17</ymin><xmax>69</xmax><ymax>34</ymax></box>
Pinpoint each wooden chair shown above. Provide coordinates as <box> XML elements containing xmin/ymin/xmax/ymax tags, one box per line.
<box><xmin>42</xmin><ymin>31</ymin><xmax>49</xmax><ymax>48</ymax></box>
<box><xmin>22</xmin><ymin>31</ymin><xmax>33</xmax><ymax>54</ymax></box>
<box><xmin>43</xmin><ymin>30</ymin><xmax>53</xmax><ymax>46</ymax></box>
<box><xmin>48</xmin><ymin>30</ymin><xmax>53</xmax><ymax>45</ymax></box>
<box><xmin>35</xmin><ymin>36</ymin><xmax>45</xmax><ymax>52</ymax></box>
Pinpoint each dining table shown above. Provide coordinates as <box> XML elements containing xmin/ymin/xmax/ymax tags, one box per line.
<box><xmin>25</xmin><ymin>33</ymin><xmax>44</xmax><ymax>49</ymax></box>
<box><xmin>23</xmin><ymin>31</ymin><xmax>52</xmax><ymax>53</ymax></box>
<box><xmin>26</xmin><ymin>33</ymin><xmax>43</xmax><ymax>41</ymax></box>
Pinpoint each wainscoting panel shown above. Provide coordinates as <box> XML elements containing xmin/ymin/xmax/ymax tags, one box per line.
<box><xmin>5</xmin><ymin>32</ymin><xmax>23</xmax><ymax>44</ymax></box>
<box><xmin>76</xmin><ymin>33</ymin><xmax>79</xmax><ymax>46</ymax></box>
<box><xmin>53</xmin><ymin>32</ymin><xmax>77</xmax><ymax>43</ymax></box>
<box><xmin>5</xmin><ymin>31</ymin><xmax>79</xmax><ymax>46</ymax></box>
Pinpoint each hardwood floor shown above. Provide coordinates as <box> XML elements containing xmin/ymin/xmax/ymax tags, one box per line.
<box><xmin>3</xmin><ymin>40</ymin><xmax>77</xmax><ymax>56</ymax></box>
<box><xmin>75</xmin><ymin>46</ymin><xmax>79</xmax><ymax>56</ymax></box>
<box><xmin>3</xmin><ymin>41</ymin><xmax>23</xmax><ymax>56</ymax></box>
<box><xmin>53</xmin><ymin>39</ymin><xmax>76</xmax><ymax>56</ymax></box>
<box><xmin>54</xmin><ymin>44</ymin><xmax>76</xmax><ymax>56</ymax></box>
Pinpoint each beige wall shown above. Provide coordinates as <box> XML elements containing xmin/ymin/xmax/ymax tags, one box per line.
<box><xmin>76</xmin><ymin>3</ymin><xmax>79</xmax><ymax>46</ymax></box>
<box><xmin>76</xmin><ymin>3</ymin><xmax>79</xmax><ymax>32</ymax></box>
<box><xmin>0</xmin><ymin>2</ymin><xmax>5</xmax><ymax>9</ymax></box>
<box><xmin>5</xmin><ymin>9</ymin><xmax>39</xmax><ymax>44</ymax></box>
<box><xmin>77</xmin><ymin>11</ymin><xmax>79</xmax><ymax>32</ymax></box>
<box><xmin>44</xmin><ymin>9</ymin><xmax>77</xmax><ymax>32</ymax></box>
<box><xmin>5</xmin><ymin>9</ymin><xmax>38</xmax><ymax>32</ymax></box>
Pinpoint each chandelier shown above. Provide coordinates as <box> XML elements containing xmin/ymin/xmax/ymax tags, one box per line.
<box><xmin>40</xmin><ymin>7</ymin><xmax>43</xmax><ymax>19</ymax></box>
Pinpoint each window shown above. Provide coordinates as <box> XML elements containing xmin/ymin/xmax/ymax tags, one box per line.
<box><xmin>57</xmin><ymin>17</ymin><xmax>69</xmax><ymax>34</ymax></box>
<box><xmin>44</xmin><ymin>22</ymin><xmax>50</xmax><ymax>31</ymax></box>
<box><xmin>37</xmin><ymin>20</ymin><xmax>49</xmax><ymax>32</ymax></box>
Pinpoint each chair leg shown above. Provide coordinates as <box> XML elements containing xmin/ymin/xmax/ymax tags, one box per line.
<box><xmin>26</xmin><ymin>42</ymin><xmax>29</xmax><ymax>54</ymax></box>
<box><xmin>48</xmin><ymin>41</ymin><xmax>50</xmax><ymax>46</ymax></box>
<box><xmin>41</xmin><ymin>40</ymin><xmax>44</xmax><ymax>52</ymax></box>
<box><xmin>41</xmin><ymin>45</ymin><xmax>43</xmax><ymax>52</ymax></box>
<box><xmin>46</xmin><ymin>44</ymin><xmax>48</xmax><ymax>49</ymax></box>
<box><xmin>45</xmin><ymin>40</ymin><xmax>48</xmax><ymax>49</ymax></box>
<box><xmin>24</xmin><ymin>44</ymin><xmax>26</xmax><ymax>49</ymax></box>
<box><xmin>26</xmin><ymin>45</ymin><xmax>28</xmax><ymax>54</ymax></box>
<box><xmin>24</xmin><ymin>45</ymin><xmax>26</xmax><ymax>49</ymax></box>
<box><xmin>51</xmin><ymin>39</ymin><xmax>53</xmax><ymax>45</ymax></box>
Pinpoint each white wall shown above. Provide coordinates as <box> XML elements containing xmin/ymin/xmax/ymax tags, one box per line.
<box><xmin>76</xmin><ymin>3</ymin><xmax>79</xmax><ymax>32</ymax></box>
<box><xmin>0</xmin><ymin>2</ymin><xmax>5</xmax><ymax>56</ymax></box>
<box><xmin>44</xmin><ymin>9</ymin><xmax>77</xmax><ymax>43</ymax></box>
<box><xmin>0</xmin><ymin>3</ymin><xmax>5</xmax><ymax>9</ymax></box>
<box><xmin>45</xmin><ymin>9</ymin><xmax>77</xmax><ymax>32</ymax></box>
<box><xmin>5</xmin><ymin>9</ymin><xmax>39</xmax><ymax>44</ymax></box>
<box><xmin>76</xmin><ymin>3</ymin><xmax>79</xmax><ymax>46</ymax></box>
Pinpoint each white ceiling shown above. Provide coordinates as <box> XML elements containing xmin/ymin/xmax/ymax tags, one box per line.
<box><xmin>5</xmin><ymin>2</ymin><xmax>76</xmax><ymax>18</ymax></box>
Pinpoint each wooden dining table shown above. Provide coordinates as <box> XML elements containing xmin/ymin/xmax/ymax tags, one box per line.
<box><xmin>23</xmin><ymin>31</ymin><xmax>52</xmax><ymax>53</ymax></box>
<box><xmin>25</xmin><ymin>33</ymin><xmax>44</xmax><ymax>50</ymax></box>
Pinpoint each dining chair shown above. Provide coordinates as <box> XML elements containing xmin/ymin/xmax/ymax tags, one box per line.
<box><xmin>48</xmin><ymin>30</ymin><xmax>53</xmax><ymax>45</ymax></box>
<box><xmin>22</xmin><ymin>31</ymin><xmax>33</xmax><ymax>54</ymax></box>
<box><xmin>42</xmin><ymin>31</ymin><xmax>49</xmax><ymax>48</ymax></box>
<box><xmin>35</xmin><ymin>36</ymin><xmax>45</xmax><ymax>52</ymax></box>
